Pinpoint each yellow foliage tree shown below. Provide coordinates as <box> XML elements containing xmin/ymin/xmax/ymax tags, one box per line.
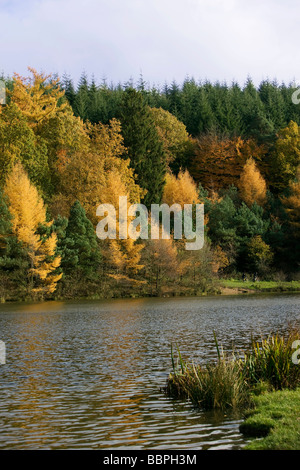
<box><xmin>53</xmin><ymin>118</ymin><xmax>146</xmax><ymax>222</ymax></box>
<box><xmin>4</xmin><ymin>163</ymin><xmax>62</xmax><ymax>295</ymax></box>
<box><xmin>149</xmin><ymin>107</ymin><xmax>192</xmax><ymax>167</ymax></box>
<box><xmin>238</xmin><ymin>157</ymin><xmax>267</xmax><ymax>207</ymax></box>
<box><xmin>97</xmin><ymin>170</ymin><xmax>144</xmax><ymax>283</ymax></box>
<box><xmin>9</xmin><ymin>67</ymin><xmax>66</xmax><ymax>129</ymax></box>
<box><xmin>142</xmin><ymin>236</ymin><xmax>179</xmax><ymax>294</ymax></box>
<box><xmin>281</xmin><ymin>166</ymin><xmax>300</xmax><ymax>232</ymax></box>
<box><xmin>162</xmin><ymin>169</ymin><xmax>199</xmax><ymax>207</ymax></box>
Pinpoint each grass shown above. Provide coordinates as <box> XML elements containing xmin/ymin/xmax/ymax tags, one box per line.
<box><xmin>242</xmin><ymin>331</ymin><xmax>300</xmax><ymax>390</ymax></box>
<box><xmin>166</xmin><ymin>341</ymin><xmax>249</xmax><ymax>410</ymax></box>
<box><xmin>221</xmin><ymin>279</ymin><xmax>300</xmax><ymax>292</ymax></box>
<box><xmin>240</xmin><ymin>388</ymin><xmax>300</xmax><ymax>450</ymax></box>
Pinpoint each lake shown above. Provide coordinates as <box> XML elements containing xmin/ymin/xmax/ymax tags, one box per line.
<box><xmin>0</xmin><ymin>293</ymin><xmax>299</xmax><ymax>450</ymax></box>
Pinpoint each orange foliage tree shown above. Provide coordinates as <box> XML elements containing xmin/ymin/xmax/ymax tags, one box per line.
<box><xmin>238</xmin><ymin>157</ymin><xmax>267</xmax><ymax>207</ymax></box>
<box><xmin>162</xmin><ymin>169</ymin><xmax>199</xmax><ymax>207</ymax></box>
<box><xmin>189</xmin><ymin>132</ymin><xmax>267</xmax><ymax>191</ymax></box>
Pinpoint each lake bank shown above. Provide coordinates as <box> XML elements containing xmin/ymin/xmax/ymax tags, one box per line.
<box><xmin>2</xmin><ymin>279</ymin><xmax>300</xmax><ymax>304</ymax></box>
<box><xmin>240</xmin><ymin>388</ymin><xmax>300</xmax><ymax>450</ymax></box>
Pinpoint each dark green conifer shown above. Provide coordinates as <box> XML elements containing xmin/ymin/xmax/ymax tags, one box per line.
<box><xmin>118</xmin><ymin>88</ymin><xmax>167</xmax><ymax>206</ymax></box>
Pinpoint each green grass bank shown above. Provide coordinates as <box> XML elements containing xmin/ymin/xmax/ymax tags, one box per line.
<box><xmin>240</xmin><ymin>388</ymin><xmax>300</xmax><ymax>450</ymax></box>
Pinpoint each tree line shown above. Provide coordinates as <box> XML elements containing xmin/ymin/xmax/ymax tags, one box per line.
<box><xmin>0</xmin><ymin>68</ymin><xmax>299</xmax><ymax>301</ymax></box>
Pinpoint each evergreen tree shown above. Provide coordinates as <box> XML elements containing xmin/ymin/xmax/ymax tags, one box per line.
<box><xmin>73</xmin><ymin>72</ymin><xmax>89</xmax><ymax>121</ymax></box>
<box><xmin>118</xmin><ymin>88</ymin><xmax>167</xmax><ymax>206</ymax></box>
<box><xmin>62</xmin><ymin>73</ymin><xmax>76</xmax><ymax>108</ymax></box>
<box><xmin>61</xmin><ymin>200</ymin><xmax>101</xmax><ymax>278</ymax></box>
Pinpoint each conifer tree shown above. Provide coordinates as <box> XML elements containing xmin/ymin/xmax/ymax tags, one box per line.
<box><xmin>61</xmin><ymin>200</ymin><xmax>101</xmax><ymax>278</ymax></box>
<box><xmin>118</xmin><ymin>88</ymin><xmax>167</xmax><ymax>206</ymax></box>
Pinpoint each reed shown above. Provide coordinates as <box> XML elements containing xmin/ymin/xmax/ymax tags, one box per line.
<box><xmin>165</xmin><ymin>328</ymin><xmax>300</xmax><ymax>411</ymax></box>
<box><xmin>167</xmin><ymin>341</ymin><xmax>249</xmax><ymax>410</ymax></box>
<box><xmin>241</xmin><ymin>329</ymin><xmax>300</xmax><ymax>390</ymax></box>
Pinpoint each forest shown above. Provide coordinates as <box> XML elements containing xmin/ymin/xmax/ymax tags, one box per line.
<box><xmin>0</xmin><ymin>67</ymin><xmax>299</xmax><ymax>301</ymax></box>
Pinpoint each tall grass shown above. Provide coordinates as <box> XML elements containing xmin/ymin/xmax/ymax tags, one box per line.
<box><xmin>165</xmin><ymin>329</ymin><xmax>300</xmax><ymax>411</ymax></box>
<box><xmin>241</xmin><ymin>330</ymin><xmax>300</xmax><ymax>390</ymax></box>
<box><xmin>166</xmin><ymin>340</ymin><xmax>249</xmax><ymax>410</ymax></box>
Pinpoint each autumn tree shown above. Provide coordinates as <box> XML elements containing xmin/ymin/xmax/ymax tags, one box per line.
<box><xmin>238</xmin><ymin>157</ymin><xmax>267</xmax><ymax>207</ymax></box>
<box><xmin>282</xmin><ymin>166</ymin><xmax>300</xmax><ymax>231</ymax></box>
<box><xmin>98</xmin><ymin>171</ymin><xmax>144</xmax><ymax>284</ymax></box>
<box><xmin>149</xmin><ymin>107</ymin><xmax>195</xmax><ymax>170</ymax></box>
<box><xmin>4</xmin><ymin>68</ymin><xmax>87</xmax><ymax>197</ymax></box>
<box><xmin>0</xmin><ymin>187</ymin><xmax>29</xmax><ymax>299</ymax></box>
<box><xmin>142</xmin><ymin>236</ymin><xmax>179</xmax><ymax>294</ymax></box>
<box><xmin>162</xmin><ymin>169</ymin><xmax>199</xmax><ymax>207</ymax></box>
<box><xmin>4</xmin><ymin>163</ymin><xmax>62</xmax><ymax>296</ymax></box>
<box><xmin>0</xmin><ymin>102</ymin><xmax>49</xmax><ymax>189</ymax></box>
<box><xmin>189</xmin><ymin>132</ymin><xmax>266</xmax><ymax>191</ymax></box>
<box><xmin>178</xmin><ymin>240</ymin><xmax>227</xmax><ymax>291</ymax></box>
<box><xmin>270</xmin><ymin>121</ymin><xmax>300</xmax><ymax>192</ymax></box>
<box><xmin>281</xmin><ymin>167</ymin><xmax>300</xmax><ymax>268</ymax></box>
<box><xmin>38</xmin><ymin>103</ymin><xmax>89</xmax><ymax>195</ymax></box>
<box><xmin>54</xmin><ymin>118</ymin><xmax>145</xmax><ymax>222</ymax></box>
<box><xmin>245</xmin><ymin>235</ymin><xmax>273</xmax><ymax>276</ymax></box>
<box><xmin>9</xmin><ymin>67</ymin><xmax>66</xmax><ymax>130</ymax></box>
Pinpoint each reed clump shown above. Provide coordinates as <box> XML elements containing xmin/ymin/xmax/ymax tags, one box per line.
<box><xmin>165</xmin><ymin>329</ymin><xmax>300</xmax><ymax>411</ymax></box>
<box><xmin>242</xmin><ymin>330</ymin><xmax>300</xmax><ymax>391</ymax></box>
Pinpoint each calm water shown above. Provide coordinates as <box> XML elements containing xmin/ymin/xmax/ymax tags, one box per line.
<box><xmin>0</xmin><ymin>293</ymin><xmax>299</xmax><ymax>450</ymax></box>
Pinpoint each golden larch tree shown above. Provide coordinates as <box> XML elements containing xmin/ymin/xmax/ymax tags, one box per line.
<box><xmin>9</xmin><ymin>67</ymin><xmax>66</xmax><ymax>129</ymax></box>
<box><xmin>4</xmin><ymin>162</ymin><xmax>62</xmax><ymax>295</ymax></box>
<box><xmin>238</xmin><ymin>157</ymin><xmax>267</xmax><ymax>207</ymax></box>
<box><xmin>162</xmin><ymin>169</ymin><xmax>199</xmax><ymax>207</ymax></box>
<box><xmin>53</xmin><ymin>118</ymin><xmax>145</xmax><ymax>221</ymax></box>
<box><xmin>98</xmin><ymin>170</ymin><xmax>144</xmax><ymax>283</ymax></box>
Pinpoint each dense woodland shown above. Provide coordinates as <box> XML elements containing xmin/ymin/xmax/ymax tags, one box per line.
<box><xmin>0</xmin><ymin>68</ymin><xmax>300</xmax><ymax>301</ymax></box>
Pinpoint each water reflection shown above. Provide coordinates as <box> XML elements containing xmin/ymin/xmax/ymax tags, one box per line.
<box><xmin>0</xmin><ymin>294</ymin><xmax>299</xmax><ymax>449</ymax></box>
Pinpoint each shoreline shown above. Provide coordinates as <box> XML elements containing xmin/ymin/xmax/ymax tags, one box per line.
<box><xmin>1</xmin><ymin>281</ymin><xmax>300</xmax><ymax>305</ymax></box>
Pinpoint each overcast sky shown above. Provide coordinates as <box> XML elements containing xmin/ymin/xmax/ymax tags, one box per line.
<box><xmin>1</xmin><ymin>0</ymin><xmax>299</xmax><ymax>88</ymax></box>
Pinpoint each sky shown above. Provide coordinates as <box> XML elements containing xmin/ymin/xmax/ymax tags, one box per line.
<box><xmin>1</xmin><ymin>0</ymin><xmax>300</xmax><ymax>88</ymax></box>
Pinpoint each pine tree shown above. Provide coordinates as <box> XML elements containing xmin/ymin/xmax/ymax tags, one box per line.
<box><xmin>118</xmin><ymin>88</ymin><xmax>167</xmax><ymax>206</ymax></box>
<box><xmin>62</xmin><ymin>73</ymin><xmax>76</xmax><ymax>108</ymax></box>
<box><xmin>73</xmin><ymin>72</ymin><xmax>89</xmax><ymax>121</ymax></box>
<box><xmin>61</xmin><ymin>200</ymin><xmax>101</xmax><ymax>278</ymax></box>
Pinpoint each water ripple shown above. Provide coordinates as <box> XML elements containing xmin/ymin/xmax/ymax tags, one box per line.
<box><xmin>0</xmin><ymin>294</ymin><xmax>299</xmax><ymax>449</ymax></box>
